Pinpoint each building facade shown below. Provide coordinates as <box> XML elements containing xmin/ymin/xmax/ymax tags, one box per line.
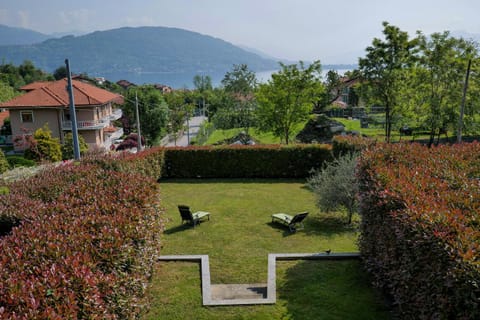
<box><xmin>0</xmin><ymin>78</ymin><xmax>124</xmax><ymax>151</ymax></box>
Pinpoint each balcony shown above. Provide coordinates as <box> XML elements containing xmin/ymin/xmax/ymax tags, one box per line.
<box><xmin>62</xmin><ymin>119</ymin><xmax>108</xmax><ymax>130</ymax></box>
<box><xmin>105</xmin><ymin>108</ymin><xmax>123</xmax><ymax>121</ymax></box>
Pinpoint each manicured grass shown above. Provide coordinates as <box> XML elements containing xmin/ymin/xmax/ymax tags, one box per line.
<box><xmin>142</xmin><ymin>180</ymin><xmax>391</xmax><ymax>319</ymax></box>
<box><xmin>205</xmin><ymin>128</ymin><xmax>282</xmax><ymax>145</ymax></box>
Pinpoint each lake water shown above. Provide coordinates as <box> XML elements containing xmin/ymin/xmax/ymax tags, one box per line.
<box><xmin>102</xmin><ymin>68</ymin><xmax>352</xmax><ymax>89</ymax></box>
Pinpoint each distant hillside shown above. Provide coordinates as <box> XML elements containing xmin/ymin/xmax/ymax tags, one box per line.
<box><xmin>0</xmin><ymin>26</ymin><xmax>279</xmax><ymax>79</ymax></box>
<box><xmin>0</xmin><ymin>24</ymin><xmax>51</xmax><ymax>45</ymax></box>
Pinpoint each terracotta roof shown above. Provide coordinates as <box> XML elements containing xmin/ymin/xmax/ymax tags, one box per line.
<box><xmin>20</xmin><ymin>82</ymin><xmax>50</xmax><ymax>91</ymax></box>
<box><xmin>0</xmin><ymin>79</ymin><xmax>122</xmax><ymax>109</ymax></box>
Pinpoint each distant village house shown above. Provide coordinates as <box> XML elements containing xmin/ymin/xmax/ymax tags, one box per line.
<box><xmin>0</xmin><ymin>78</ymin><xmax>124</xmax><ymax>151</ymax></box>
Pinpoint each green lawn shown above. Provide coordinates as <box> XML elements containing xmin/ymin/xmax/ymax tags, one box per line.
<box><xmin>142</xmin><ymin>180</ymin><xmax>391</xmax><ymax>320</ymax></box>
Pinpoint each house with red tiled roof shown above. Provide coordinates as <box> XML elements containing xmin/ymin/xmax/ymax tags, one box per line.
<box><xmin>0</xmin><ymin>78</ymin><xmax>124</xmax><ymax>151</ymax></box>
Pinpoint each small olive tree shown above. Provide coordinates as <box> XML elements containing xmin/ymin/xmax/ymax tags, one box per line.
<box><xmin>307</xmin><ymin>153</ymin><xmax>359</xmax><ymax>224</ymax></box>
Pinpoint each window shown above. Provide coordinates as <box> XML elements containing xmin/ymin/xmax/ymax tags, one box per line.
<box><xmin>20</xmin><ymin>111</ymin><xmax>34</xmax><ymax>123</ymax></box>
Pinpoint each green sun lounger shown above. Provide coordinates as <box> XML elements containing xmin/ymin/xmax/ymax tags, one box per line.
<box><xmin>178</xmin><ymin>205</ymin><xmax>210</xmax><ymax>227</ymax></box>
<box><xmin>271</xmin><ymin>212</ymin><xmax>308</xmax><ymax>232</ymax></box>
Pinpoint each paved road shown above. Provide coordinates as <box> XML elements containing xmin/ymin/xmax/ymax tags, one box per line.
<box><xmin>165</xmin><ymin>116</ymin><xmax>207</xmax><ymax>147</ymax></box>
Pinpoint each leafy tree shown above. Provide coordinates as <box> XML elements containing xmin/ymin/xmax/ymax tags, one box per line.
<box><xmin>164</xmin><ymin>90</ymin><xmax>191</xmax><ymax>145</ymax></box>
<box><xmin>193</xmin><ymin>75</ymin><xmax>212</xmax><ymax>117</ymax></box>
<box><xmin>61</xmin><ymin>132</ymin><xmax>88</xmax><ymax>160</ymax></box>
<box><xmin>255</xmin><ymin>61</ymin><xmax>324</xmax><ymax>144</ymax></box>
<box><xmin>307</xmin><ymin>153</ymin><xmax>359</xmax><ymax>224</ymax></box>
<box><xmin>359</xmin><ymin>22</ymin><xmax>419</xmax><ymax>142</ymax></box>
<box><xmin>413</xmin><ymin>32</ymin><xmax>478</xmax><ymax>145</ymax></box>
<box><xmin>0</xmin><ymin>82</ymin><xmax>16</xmax><ymax>103</ymax></box>
<box><xmin>122</xmin><ymin>86</ymin><xmax>169</xmax><ymax>145</ymax></box>
<box><xmin>24</xmin><ymin>124</ymin><xmax>62</xmax><ymax>162</ymax></box>
<box><xmin>53</xmin><ymin>66</ymin><xmax>68</xmax><ymax>80</ymax></box>
<box><xmin>221</xmin><ymin>64</ymin><xmax>257</xmax><ymax>95</ymax></box>
<box><xmin>0</xmin><ymin>149</ymin><xmax>8</xmax><ymax>174</ymax></box>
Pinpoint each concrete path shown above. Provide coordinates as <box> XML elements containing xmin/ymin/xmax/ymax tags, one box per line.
<box><xmin>165</xmin><ymin>116</ymin><xmax>207</xmax><ymax>147</ymax></box>
<box><xmin>158</xmin><ymin>252</ymin><xmax>360</xmax><ymax>306</ymax></box>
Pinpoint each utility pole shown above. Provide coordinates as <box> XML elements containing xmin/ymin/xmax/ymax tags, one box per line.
<box><xmin>65</xmin><ymin>59</ymin><xmax>81</xmax><ymax>160</ymax></box>
<box><xmin>457</xmin><ymin>59</ymin><xmax>472</xmax><ymax>143</ymax></box>
<box><xmin>135</xmin><ymin>92</ymin><xmax>143</xmax><ymax>151</ymax></box>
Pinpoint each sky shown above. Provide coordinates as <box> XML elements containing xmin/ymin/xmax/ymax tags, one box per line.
<box><xmin>1</xmin><ymin>0</ymin><xmax>480</xmax><ymax>64</ymax></box>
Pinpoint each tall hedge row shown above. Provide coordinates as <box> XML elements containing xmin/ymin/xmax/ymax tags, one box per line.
<box><xmin>0</xmin><ymin>161</ymin><xmax>164</xmax><ymax>318</ymax></box>
<box><xmin>357</xmin><ymin>142</ymin><xmax>480</xmax><ymax>319</ymax></box>
<box><xmin>162</xmin><ymin>144</ymin><xmax>332</xmax><ymax>178</ymax></box>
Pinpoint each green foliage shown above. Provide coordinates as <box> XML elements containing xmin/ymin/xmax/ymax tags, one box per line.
<box><xmin>24</xmin><ymin>124</ymin><xmax>62</xmax><ymax>162</ymax></box>
<box><xmin>412</xmin><ymin>32</ymin><xmax>479</xmax><ymax>145</ymax></box>
<box><xmin>162</xmin><ymin>144</ymin><xmax>332</xmax><ymax>179</ymax></box>
<box><xmin>164</xmin><ymin>90</ymin><xmax>190</xmax><ymax>140</ymax></box>
<box><xmin>256</xmin><ymin>61</ymin><xmax>325</xmax><ymax>144</ymax></box>
<box><xmin>61</xmin><ymin>132</ymin><xmax>88</xmax><ymax>160</ymax></box>
<box><xmin>308</xmin><ymin>153</ymin><xmax>359</xmax><ymax>224</ymax></box>
<box><xmin>53</xmin><ymin>65</ymin><xmax>68</xmax><ymax>80</ymax></box>
<box><xmin>123</xmin><ymin>85</ymin><xmax>169</xmax><ymax>144</ymax></box>
<box><xmin>0</xmin><ymin>60</ymin><xmax>52</xmax><ymax>88</ymax></box>
<box><xmin>0</xmin><ymin>160</ymin><xmax>163</xmax><ymax>318</ymax></box>
<box><xmin>0</xmin><ymin>148</ymin><xmax>8</xmax><ymax>173</ymax></box>
<box><xmin>5</xmin><ymin>155</ymin><xmax>36</xmax><ymax>168</ymax></box>
<box><xmin>0</xmin><ymin>81</ymin><xmax>17</xmax><ymax>103</ymax></box>
<box><xmin>332</xmin><ymin>135</ymin><xmax>377</xmax><ymax>157</ymax></box>
<box><xmin>357</xmin><ymin>142</ymin><xmax>480</xmax><ymax>319</ymax></box>
<box><xmin>359</xmin><ymin>22</ymin><xmax>419</xmax><ymax>142</ymax></box>
<box><xmin>221</xmin><ymin>63</ymin><xmax>257</xmax><ymax>95</ymax></box>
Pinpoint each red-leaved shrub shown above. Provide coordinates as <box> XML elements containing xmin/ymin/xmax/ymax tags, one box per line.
<box><xmin>0</xmin><ymin>163</ymin><xmax>163</xmax><ymax>319</ymax></box>
<box><xmin>357</xmin><ymin>142</ymin><xmax>480</xmax><ymax>319</ymax></box>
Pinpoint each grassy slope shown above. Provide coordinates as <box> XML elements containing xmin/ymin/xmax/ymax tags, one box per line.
<box><xmin>143</xmin><ymin>180</ymin><xmax>391</xmax><ymax>320</ymax></box>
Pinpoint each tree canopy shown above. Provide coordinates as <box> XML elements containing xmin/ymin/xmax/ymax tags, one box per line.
<box><xmin>255</xmin><ymin>61</ymin><xmax>324</xmax><ymax>144</ymax></box>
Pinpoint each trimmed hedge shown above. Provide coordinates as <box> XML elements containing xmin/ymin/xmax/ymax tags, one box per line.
<box><xmin>357</xmin><ymin>142</ymin><xmax>480</xmax><ymax>319</ymax></box>
<box><xmin>82</xmin><ymin>146</ymin><xmax>165</xmax><ymax>180</ymax></box>
<box><xmin>162</xmin><ymin>144</ymin><xmax>332</xmax><ymax>178</ymax></box>
<box><xmin>0</xmin><ymin>162</ymin><xmax>163</xmax><ymax>319</ymax></box>
<box><xmin>332</xmin><ymin>135</ymin><xmax>376</xmax><ymax>157</ymax></box>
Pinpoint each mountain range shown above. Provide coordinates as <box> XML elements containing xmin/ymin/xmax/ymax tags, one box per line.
<box><xmin>0</xmin><ymin>24</ymin><xmax>360</xmax><ymax>87</ymax></box>
<box><xmin>0</xmin><ymin>25</ymin><xmax>281</xmax><ymax>84</ymax></box>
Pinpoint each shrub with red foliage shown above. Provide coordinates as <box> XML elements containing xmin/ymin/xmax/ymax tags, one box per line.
<box><xmin>357</xmin><ymin>142</ymin><xmax>480</xmax><ymax>319</ymax></box>
<box><xmin>332</xmin><ymin>135</ymin><xmax>376</xmax><ymax>157</ymax></box>
<box><xmin>0</xmin><ymin>164</ymin><xmax>163</xmax><ymax>319</ymax></box>
<box><xmin>83</xmin><ymin>146</ymin><xmax>165</xmax><ymax>180</ymax></box>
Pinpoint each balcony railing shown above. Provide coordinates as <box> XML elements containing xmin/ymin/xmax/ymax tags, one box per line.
<box><xmin>105</xmin><ymin>109</ymin><xmax>122</xmax><ymax>121</ymax></box>
<box><xmin>62</xmin><ymin>119</ymin><xmax>108</xmax><ymax>130</ymax></box>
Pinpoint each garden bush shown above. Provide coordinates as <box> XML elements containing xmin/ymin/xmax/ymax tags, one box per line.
<box><xmin>308</xmin><ymin>152</ymin><xmax>359</xmax><ymax>224</ymax></box>
<box><xmin>357</xmin><ymin>142</ymin><xmax>480</xmax><ymax>319</ymax></box>
<box><xmin>0</xmin><ymin>162</ymin><xmax>164</xmax><ymax>319</ymax></box>
<box><xmin>162</xmin><ymin>144</ymin><xmax>332</xmax><ymax>179</ymax></box>
<box><xmin>83</xmin><ymin>146</ymin><xmax>165</xmax><ymax>180</ymax></box>
<box><xmin>0</xmin><ymin>149</ymin><xmax>8</xmax><ymax>174</ymax></box>
<box><xmin>5</xmin><ymin>155</ymin><xmax>36</xmax><ymax>168</ymax></box>
<box><xmin>332</xmin><ymin>135</ymin><xmax>376</xmax><ymax>157</ymax></box>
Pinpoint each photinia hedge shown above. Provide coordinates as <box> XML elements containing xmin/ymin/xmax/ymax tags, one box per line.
<box><xmin>357</xmin><ymin>142</ymin><xmax>480</xmax><ymax>319</ymax></box>
<box><xmin>332</xmin><ymin>135</ymin><xmax>376</xmax><ymax>157</ymax></box>
<box><xmin>0</xmin><ymin>163</ymin><xmax>163</xmax><ymax>319</ymax></box>
<box><xmin>82</xmin><ymin>146</ymin><xmax>165</xmax><ymax>180</ymax></box>
<box><xmin>162</xmin><ymin>144</ymin><xmax>332</xmax><ymax>178</ymax></box>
